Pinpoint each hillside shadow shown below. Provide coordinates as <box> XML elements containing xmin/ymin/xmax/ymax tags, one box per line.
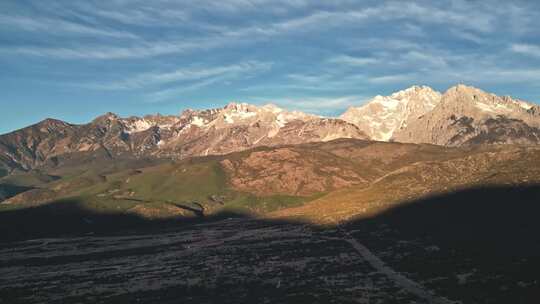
<box><xmin>0</xmin><ymin>199</ymin><xmax>248</xmax><ymax>242</ymax></box>
<box><xmin>346</xmin><ymin>184</ymin><xmax>540</xmax><ymax>255</ymax></box>
<box><xmin>119</xmin><ymin>197</ymin><xmax>206</xmax><ymax>218</ymax></box>
<box><xmin>0</xmin><ymin>184</ymin><xmax>34</xmax><ymax>201</ymax></box>
<box><xmin>1</xmin><ymin>183</ymin><xmax>540</xmax><ymax>256</ymax></box>
<box><xmin>0</xmin><ymin>184</ymin><xmax>539</xmax><ymax>303</ymax></box>
<box><xmin>343</xmin><ymin>184</ymin><xmax>540</xmax><ymax>304</ymax></box>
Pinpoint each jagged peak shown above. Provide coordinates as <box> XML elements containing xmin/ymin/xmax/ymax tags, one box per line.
<box><xmin>224</xmin><ymin>102</ymin><xmax>287</xmax><ymax>113</ymax></box>
<box><xmin>346</xmin><ymin>85</ymin><xmax>441</xmax><ymax>111</ymax></box>
<box><xmin>446</xmin><ymin>84</ymin><xmax>487</xmax><ymax>95</ymax></box>
<box><xmin>390</xmin><ymin>85</ymin><xmax>441</xmax><ymax>99</ymax></box>
<box><xmin>90</xmin><ymin>112</ymin><xmax>122</xmax><ymax>128</ymax></box>
<box><xmin>38</xmin><ymin>118</ymin><xmax>69</xmax><ymax>126</ymax></box>
<box><xmin>261</xmin><ymin>103</ymin><xmax>284</xmax><ymax>113</ymax></box>
<box><xmin>29</xmin><ymin>118</ymin><xmax>72</xmax><ymax>133</ymax></box>
<box><xmin>94</xmin><ymin>112</ymin><xmax>120</xmax><ymax>120</ymax></box>
<box><xmin>441</xmin><ymin>84</ymin><xmax>539</xmax><ymax>114</ymax></box>
<box><xmin>224</xmin><ymin>101</ymin><xmax>252</xmax><ymax>111</ymax></box>
<box><xmin>444</xmin><ymin>84</ymin><xmax>510</xmax><ymax>104</ymax></box>
<box><xmin>104</xmin><ymin>112</ymin><xmax>119</xmax><ymax>118</ymax></box>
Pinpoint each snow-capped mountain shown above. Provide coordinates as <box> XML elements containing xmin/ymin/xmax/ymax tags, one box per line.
<box><xmin>340</xmin><ymin>86</ymin><xmax>441</xmax><ymax>141</ymax></box>
<box><xmin>391</xmin><ymin>85</ymin><xmax>540</xmax><ymax>146</ymax></box>
<box><xmin>175</xmin><ymin>102</ymin><xmax>316</xmax><ymax>137</ymax></box>
<box><xmin>340</xmin><ymin>84</ymin><xmax>540</xmax><ymax>146</ymax></box>
<box><xmin>121</xmin><ymin>114</ymin><xmax>181</xmax><ymax>134</ymax></box>
<box><xmin>2</xmin><ymin>83</ymin><xmax>540</xmax><ymax>175</ymax></box>
<box><xmin>0</xmin><ymin>102</ymin><xmax>367</xmax><ymax>173</ymax></box>
<box><xmin>152</xmin><ymin>102</ymin><xmax>363</xmax><ymax>157</ymax></box>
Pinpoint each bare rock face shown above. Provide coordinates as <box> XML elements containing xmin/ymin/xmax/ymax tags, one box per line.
<box><xmin>340</xmin><ymin>86</ymin><xmax>441</xmax><ymax>141</ymax></box>
<box><xmin>155</xmin><ymin>102</ymin><xmax>367</xmax><ymax>158</ymax></box>
<box><xmin>0</xmin><ymin>103</ymin><xmax>368</xmax><ymax>172</ymax></box>
<box><xmin>392</xmin><ymin>85</ymin><xmax>540</xmax><ymax>146</ymax></box>
<box><xmin>0</xmin><ymin>118</ymin><xmax>77</xmax><ymax>171</ymax></box>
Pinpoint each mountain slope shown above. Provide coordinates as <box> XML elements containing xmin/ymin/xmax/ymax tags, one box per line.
<box><xmin>391</xmin><ymin>85</ymin><xmax>540</xmax><ymax>146</ymax></box>
<box><xmin>340</xmin><ymin>86</ymin><xmax>441</xmax><ymax>141</ymax></box>
<box><xmin>1</xmin><ymin>139</ymin><xmax>395</xmax><ymax>217</ymax></box>
<box><xmin>4</xmin><ymin>138</ymin><xmax>540</xmax><ymax>228</ymax></box>
<box><xmin>271</xmin><ymin>144</ymin><xmax>540</xmax><ymax>224</ymax></box>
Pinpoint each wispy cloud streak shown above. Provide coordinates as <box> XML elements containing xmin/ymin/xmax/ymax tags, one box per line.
<box><xmin>0</xmin><ymin>14</ymin><xmax>137</xmax><ymax>39</ymax></box>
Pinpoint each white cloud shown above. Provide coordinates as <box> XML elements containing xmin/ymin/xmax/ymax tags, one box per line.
<box><xmin>401</xmin><ymin>51</ymin><xmax>448</xmax><ymax>68</ymax></box>
<box><xmin>329</xmin><ymin>55</ymin><xmax>379</xmax><ymax>66</ymax></box>
<box><xmin>368</xmin><ymin>74</ymin><xmax>413</xmax><ymax>84</ymax></box>
<box><xmin>286</xmin><ymin>74</ymin><xmax>333</xmax><ymax>83</ymax></box>
<box><xmin>450</xmin><ymin>30</ymin><xmax>488</xmax><ymax>44</ymax></box>
<box><xmin>511</xmin><ymin>44</ymin><xmax>540</xmax><ymax>57</ymax></box>
<box><xmin>3</xmin><ymin>0</ymin><xmax>540</xmax><ymax>109</ymax></box>
<box><xmin>143</xmin><ymin>61</ymin><xmax>272</xmax><ymax>102</ymax></box>
<box><xmin>1</xmin><ymin>38</ymin><xmax>220</xmax><ymax>59</ymax></box>
<box><xmin>0</xmin><ymin>1</ymin><xmax>514</xmax><ymax>60</ymax></box>
<box><xmin>248</xmin><ymin>95</ymin><xmax>363</xmax><ymax>114</ymax></box>
<box><xmin>146</xmin><ymin>77</ymin><xmax>227</xmax><ymax>102</ymax></box>
<box><xmin>0</xmin><ymin>15</ymin><xmax>137</xmax><ymax>39</ymax></box>
<box><xmin>91</xmin><ymin>61</ymin><xmax>272</xmax><ymax>90</ymax></box>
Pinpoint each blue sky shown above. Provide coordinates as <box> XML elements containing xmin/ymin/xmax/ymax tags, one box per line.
<box><xmin>1</xmin><ymin>0</ymin><xmax>540</xmax><ymax>134</ymax></box>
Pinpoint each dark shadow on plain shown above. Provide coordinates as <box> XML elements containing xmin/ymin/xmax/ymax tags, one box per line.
<box><xmin>0</xmin><ymin>184</ymin><xmax>539</xmax><ymax>303</ymax></box>
<box><xmin>0</xmin><ymin>199</ymin><xmax>246</xmax><ymax>243</ymax></box>
<box><xmin>346</xmin><ymin>184</ymin><xmax>540</xmax><ymax>256</ymax></box>
<box><xmin>344</xmin><ymin>184</ymin><xmax>540</xmax><ymax>304</ymax></box>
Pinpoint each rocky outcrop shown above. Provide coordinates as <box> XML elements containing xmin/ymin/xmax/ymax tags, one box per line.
<box><xmin>392</xmin><ymin>85</ymin><xmax>540</xmax><ymax>146</ymax></box>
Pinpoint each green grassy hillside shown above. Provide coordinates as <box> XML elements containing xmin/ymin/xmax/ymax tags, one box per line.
<box><xmin>0</xmin><ymin>156</ymin><xmax>315</xmax><ymax>219</ymax></box>
<box><xmin>4</xmin><ymin>139</ymin><xmax>540</xmax><ymax>225</ymax></box>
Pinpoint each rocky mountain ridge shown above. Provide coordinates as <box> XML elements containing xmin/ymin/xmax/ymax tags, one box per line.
<box><xmin>2</xmin><ymin>84</ymin><xmax>539</xmax><ymax>175</ymax></box>
<box><xmin>340</xmin><ymin>85</ymin><xmax>442</xmax><ymax>141</ymax></box>
<box><xmin>0</xmin><ymin>102</ymin><xmax>366</xmax><ymax>174</ymax></box>
<box><xmin>392</xmin><ymin>85</ymin><xmax>540</xmax><ymax>146</ymax></box>
<box><xmin>343</xmin><ymin>84</ymin><xmax>540</xmax><ymax>146</ymax></box>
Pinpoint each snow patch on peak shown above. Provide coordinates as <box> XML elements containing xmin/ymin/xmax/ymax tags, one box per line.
<box><xmin>191</xmin><ymin>116</ymin><xmax>207</xmax><ymax>127</ymax></box>
<box><xmin>391</xmin><ymin>85</ymin><xmax>441</xmax><ymax>101</ymax></box>
<box><xmin>518</xmin><ymin>101</ymin><xmax>533</xmax><ymax>110</ymax></box>
<box><xmin>475</xmin><ymin>97</ymin><xmax>530</xmax><ymax>115</ymax></box>
<box><xmin>373</xmin><ymin>95</ymin><xmax>403</xmax><ymax>110</ymax></box>
<box><xmin>340</xmin><ymin>85</ymin><xmax>442</xmax><ymax>141</ymax></box>
<box><xmin>223</xmin><ymin>111</ymin><xmax>257</xmax><ymax>124</ymax></box>
<box><xmin>262</xmin><ymin>103</ymin><xmax>284</xmax><ymax>114</ymax></box>
<box><xmin>475</xmin><ymin>102</ymin><xmax>497</xmax><ymax>113</ymax></box>
<box><xmin>123</xmin><ymin>115</ymin><xmax>182</xmax><ymax>134</ymax></box>
<box><xmin>224</xmin><ymin>114</ymin><xmax>235</xmax><ymax>124</ymax></box>
<box><xmin>276</xmin><ymin>113</ymin><xmax>288</xmax><ymax>128</ymax></box>
<box><xmin>124</xmin><ymin>119</ymin><xmax>153</xmax><ymax>134</ymax></box>
<box><xmin>224</xmin><ymin>101</ymin><xmax>252</xmax><ymax>112</ymax></box>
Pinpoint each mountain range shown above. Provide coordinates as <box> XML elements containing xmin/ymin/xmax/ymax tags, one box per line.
<box><xmin>2</xmin><ymin>83</ymin><xmax>540</xmax><ymax>304</ymax></box>
<box><xmin>341</xmin><ymin>84</ymin><xmax>540</xmax><ymax>145</ymax></box>
<box><xmin>1</xmin><ymin>84</ymin><xmax>539</xmax><ymax>176</ymax></box>
<box><xmin>0</xmin><ymin>103</ymin><xmax>366</xmax><ymax>175</ymax></box>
